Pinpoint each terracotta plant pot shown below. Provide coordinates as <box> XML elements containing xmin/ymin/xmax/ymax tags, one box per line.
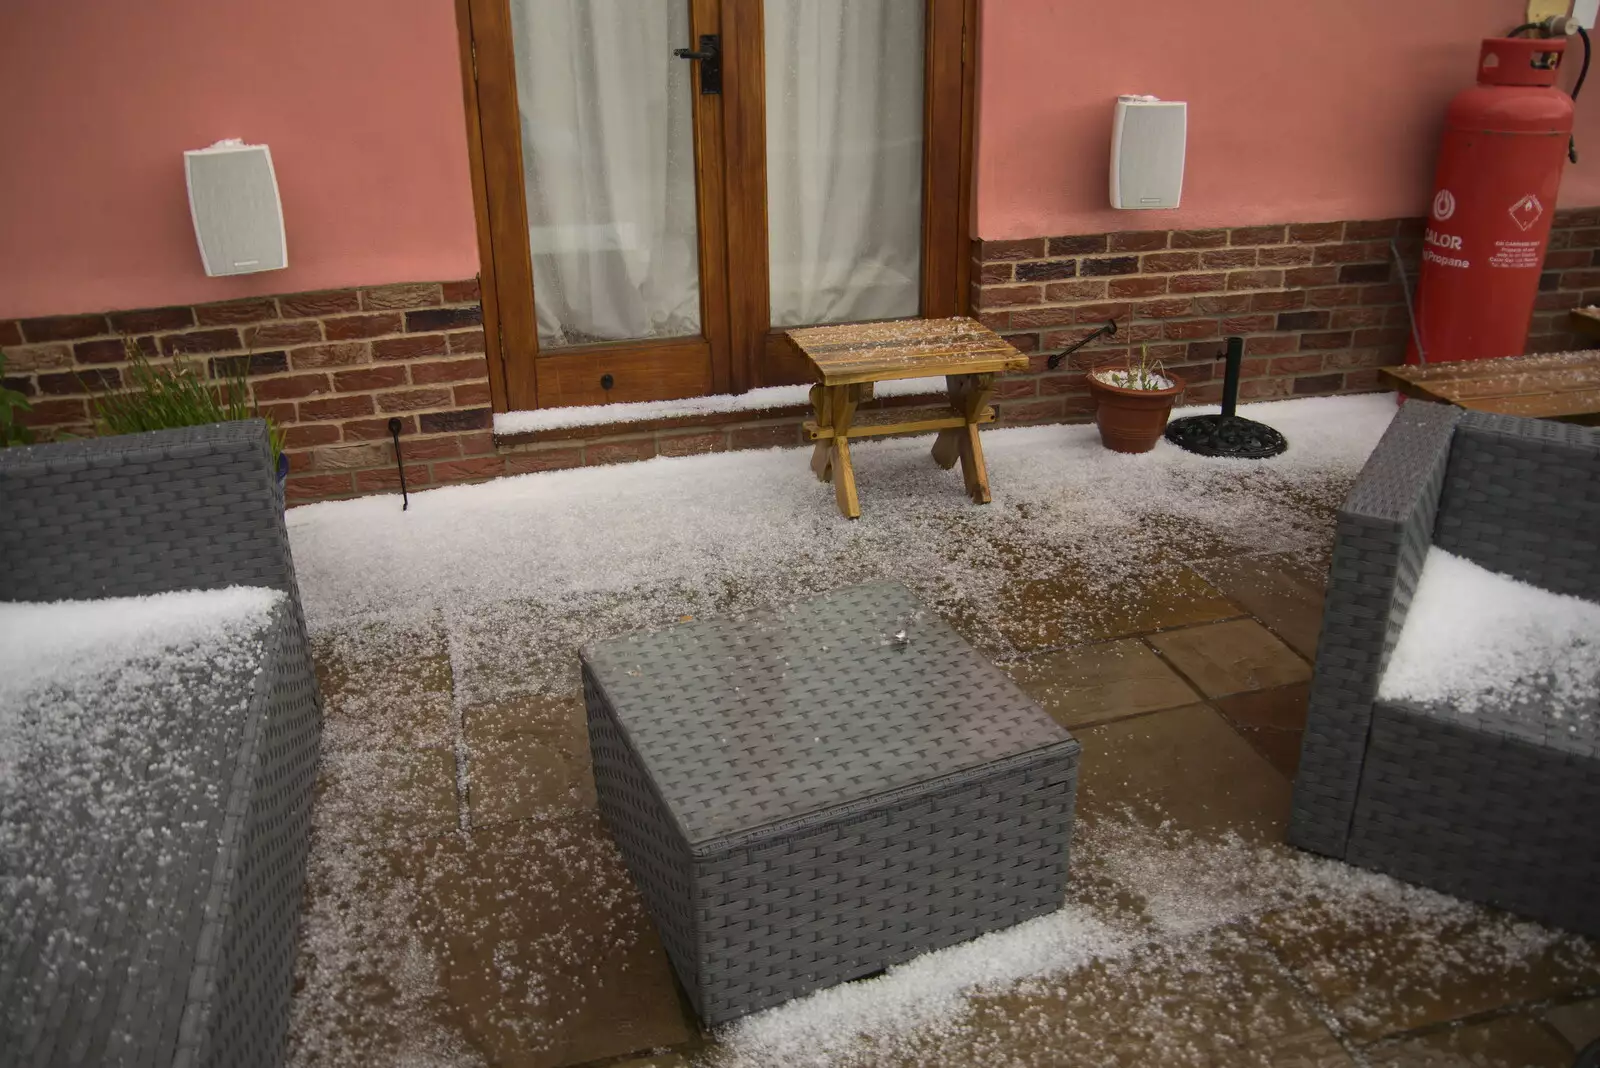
<box><xmin>1087</xmin><ymin>369</ymin><xmax>1185</xmax><ymax>453</ymax></box>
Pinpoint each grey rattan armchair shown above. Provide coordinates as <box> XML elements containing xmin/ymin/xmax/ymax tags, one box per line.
<box><xmin>1288</xmin><ymin>403</ymin><xmax>1599</xmax><ymax>936</ymax></box>
<box><xmin>0</xmin><ymin>422</ymin><xmax>322</xmax><ymax>1068</ymax></box>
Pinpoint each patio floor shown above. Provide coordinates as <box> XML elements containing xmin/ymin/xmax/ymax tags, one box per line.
<box><xmin>282</xmin><ymin>396</ymin><xmax>1600</xmax><ymax>1068</ymax></box>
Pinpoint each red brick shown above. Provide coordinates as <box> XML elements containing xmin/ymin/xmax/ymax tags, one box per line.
<box><xmin>658</xmin><ymin>431</ymin><xmax>727</xmax><ymax>457</ymax></box>
<box><xmin>1244</xmin><ymin>335</ymin><xmax>1300</xmax><ymax>355</ymax></box>
<box><xmin>37</xmin><ymin>367</ymin><xmax>119</xmax><ymax>394</ymax></box>
<box><xmin>333</xmin><ymin>366</ymin><xmax>408</xmax><ymax>391</ymax></box>
<box><xmin>195</xmin><ymin>298</ymin><xmax>277</xmax><ymax>326</ymax></box>
<box><xmin>1250</xmin><ymin>290</ymin><xmax>1305</xmax><ymax>312</ymax></box>
<box><xmin>1109</xmin><ymin>231</ymin><xmax>1168</xmax><ymax>252</ymax></box>
<box><xmin>1184</xmin><ymin>340</ymin><xmax>1229</xmax><ymax>361</ymax></box>
<box><xmin>1256</xmin><ymin>245</ymin><xmax>1316</xmax><ymax>267</ymax></box>
<box><xmin>1037</xmin><ymin>373</ymin><xmax>1089</xmax><ymax>396</ymax></box>
<box><xmin>1163</xmin><ymin>319</ymin><xmax>1219</xmax><ymax>340</ymax></box>
<box><xmin>21</xmin><ymin>314</ymin><xmax>110</xmax><ymax>343</ymax></box>
<box><xmin>245</xmin><ymin>320</ymin><xmax>323</xmax><ymax>347</ymax></box>
<box><xmin>360</xmin><ymin>283</ymin><xmax>443</xmax><ymax>311</ymax></box>
<box><xmin>1000</xmin><ymin>332</ymin><xmax>1039</xmax><ymax>353</ymax></box>
<box><xmin>1289</xmin><ymin>222</ymin><xmax>1344</xmax><ymax>243</ymax></box>
<box><xmin>1048</xmin><ymin>234</ymin><xmax>1108</xmax><ymax>256</ymax></box>
<box><xmin>442</xmin><ymin>278</ymin><xmax>482</xmax><ymax>303</ymax></box>
<box><xmin>1330</xmin><ymin>307</ymin><xmax>1388</xmax><ymax>329</ymax></box>
<box><xmin>324</xmin><ymin>313</ymin><xmax>405</xmax><ymax>341</ymax></box>
<box><xmin>1338</xmin><ymin>262</ymin><xmax>1392</xmax><ymax>284</ymax></box>
<box><xmin>1354</xmin><ymin>326</ymin><xmax>1411</xmax><ymax>347</ymax></box>
<box><xmin>1240</xmin><ymin>378</ymin><xmax>1293</xmax><ymax>399</ymax></box>
<box><xmin>1535</xmin><ymin>289</ymin><xmax>1583</xmax><ymax>310</ymax></box>
<box><xmin>1109</xmin><ymin>276</ymin><xmax>1168</xmax><ymax>298</ymax></box>
<box><xmin>1194</xmin><ymin>294</ymin><xmax>1254</xmax><ymax>314</ymax></box>
<box><xmin>1228</xmin><ymin>270</ymin><xmax>1284</xmax><ymax>291</ymax></box>
<box><xmin>405</xmin><ymin>358</ymin><xmax>481</xmax><ymax>385</ymax></box>
<box><xmin>1339</xmin><ymin>369</ymin><xmax>1382</xmax><ymax>391</ymax></box>
<box><xmin>1016</xmin><ymin>260</ymin><xmax>1078</xmax><ymax>282</ymax></box>
<box><xmin>371</xmin><ymin>334</ymin><xmax>449</xmax><ymax>361</ymax></box>
<box><xmin>729</xmin><ymin>423</ymin><xmax>802</xmax><ymax>450</ymax></box>
<box><xmin>0</xmin><ymin>321</ymin><xmax>20</xmax><ymax>346</ymax></box>
<box><xmin>1313</xmin><ymin>241</ymin><xmax>1390</xmax><ymax>265</ymax></box>
<box><xmin>6</xmin><ymin>343</ymin><xmax>73</xmax><ymax>372</ymax></box>
<box><xmin>291</xmin><ymin>342</ymin><xmax>370</xmax><ymax>369</ymax></box>
<box><xmin>1042</xmin><ymin>280</ymin><xmax>1109</xmax><ymax>302</ymax></box>
<box><xmin>1322</xmin><ymin>348</ymin><xmax>1388</xmax><ymax>370</ymax></box>
<box><xmin>1167</xmin><ymin>272</ymin><xmax>1227</xmax><ymax>295</ymax></box>
<box><xmin>256</xmin><ymin>402</ymin><xmax>298</xmax><ymax>425</ymax></box>
<box><xmin>505</xmin><ymin>446</ymin><xmax>585</xmax><ymax>473</ymax></box>
<box><xmin>995</xmin><ymin>377</ymin><xmax>1039</xmax><ymax>400</ymax></box>
<box><xmin>1230</xmin><ymin>225</ymin><xmax>1286</xmax><ymax>246</ymax></box>
<box><xmin>1299</xmin><ymin>330</ymin><xmax>1353</xmax><ymax>350</ymax></box>
<box><xmin>344</xmin><ymin>416</ymin><xmax>413</xmax><ymax>440</ymax></box>
<box><xmin>1556</xmin><ymin>207</ymin><xmax>1600</xmax><ymax>226</ymax></box>
<box><xmin>997</xmin><ymin>398</ymin><xmax>1067</xmax><ymax>423</ymax></box>
<box><xmin>286</xmin><ymin>473</ymin><xmax>355</xmax><ymax>503</ymax></box>
<box><xmin>979</xmin><ymin>262</ymin><xmax>1014</xmax><ymax>284</ymax></box>
<box><xmin>254</xmin><ymin>373</ymin><xmax>331</xmax><ymax>401</ymax></box>
<box><xmin>448</xmin><ymin>330</ymin><xmax>487</xmax><ymax>355</ymax></box>
<box><xmin>1343</xmin><ymin>219</ymin><xmax>1402</xmax><ymax>240</ymax></box>
<box><xmin>18</xmin><ymin>397</ymin><xmax>88</xmax><ymax>425</ymax></box>
<box><xmin>454</xmin><ymin>430</ymin><xmax>496</xmax><ymax>456</ymax></box>
<box><xmin>1284</xmin><ymin>266</ymin><xmax>1341</xmax><ymax>288</ymax></box>
<box><xmin>1135</xmin><ymin>298</ymin><xmax>1193</xmax><ymax>319</ymax></box>
<box><xmin>109</xmin><ymin>307</ymin><xmax>193</xmax><ymax>333</ymax></box>
<box><xmin>300</xmin><ymin>394</ymin><xmax>376</xmax><ymax>421</ymax></box>
<box><xmin>1304</xmin><ymin>286</ymin><xmax>1362</xmax><ymax>308</ymax></box>
<box><xmin>431</xmin><ymin>456</ymin><xmax>505</xmax><ymax>482</ymax></box>
<box><xmin>1170</xmin><ymin>229</ymin><xmax>1227</xmax><ymax>249</ymax></box>
<box><xmin>161</xmin><ymin>328</ymin><xmax>241</xmax><ymax>355</ymax></box>
<box><xmin>1200</xmin><ymin>248</ymin><xmax>1257</xmax><ymax>269</ymax></box>
<box><xmin>397</xmin><ymin>435</ymin><xmax>464</xmax><ymax>461</ymax></box>
<box><xmin>975</xmin><ymin>311</ymin><xmax>1011</xmax><ymax>331</ymax></box>
<box><xmin>1360</xmin><ymin>283</ymin><xmax>1406</xmax><ymax>305</ymax></box>
<box><xmin>279</xmin><ymin>289</ymin><xmax>361</xmax><ymax>318</ymax></box>
<box><xmin>376</xmin><ymin>387</ymin><xmax>453</xmax><ymax>412</ymax></box>
<box><xmin>1185</xmin><ymin>382</ymin><xmax>1224</xmax><ymax>405</ymax></box>
<box><xmin>1220</xmin><ymin>314</ymin><xmax>1277</xmax><ymax>333</ymax></box>
<box><xmin>406</xmin><ymin>306</ymin><xmax>482</xmax><ymax>334</ymax></box>
<box><xmin>354</xmin><ymin>465</ymin><xmax>432</xmax><ymax>494</ymax></box>
<box><xmin>586</xmin><ymin>437</ymin><xmax>658</xmax><ymax>465</ymax></box>
<box><xmin>213</xmin><ymin>351</ymin><xmax>289</xmax><ymax>377</ymax></box>
<box><xmin>1277</xmin><ymin>310</ymin><xmax>1329</xmax><ymax>331</ymax></box>
<box><xmin>979</xmin><ymin>284</ymin><xmax>1043</xmax><ymax>308</ymax></box>
<box><xmin>282</xmin><ymin>423</ymin><xmax>342</xmax><ymax>448</ymax></box>
<box><xmin>1269</xmin><ymin>354</ymin><xmax>1325</xmax><ymax>374</ymax></box>
<box><xmin>1009</xmin><ymin>307</ymin><xmax>1077</xmax><ymax>330</ymax></box>
<box><xmin>283</xmin><ymin>448</ymin><xmax>316</xmax><ymax>474</ymax></box>
<box><xmin>1142</xmin><ymin>251</ymin><xmax>1201</xmax><ymax>272</ymax></box>
<box><xmin>1043</xmin><ymin>329</ymin><xmax>1105</xmax><ymax>353</ymax></box>
<box><xmin>453</xmin><ymin>382</ymin><xmax>492</xmax><ymax>407</ymax></box>
<box><xmin>1126</xmin><ymin>321</ymin><xmax>1164</xmax><ymax>343</ymax></box>
<box><xmin>979</xmin><ymin>238</ymin><xmax>1047</xmax><ymax>262</ymax></box>
<box><xmin>1072</xmin><ymin>302</ymin><xmax>1132</xmax><ymax>323</ymax></box>
<box><xmin>72</xmin><ymin>337</ymin><xmax>136</xmax><ymax>364</ymax></box>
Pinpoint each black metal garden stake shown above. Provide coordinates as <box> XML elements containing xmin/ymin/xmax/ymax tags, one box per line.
<box><xmin>387</xmin><ymin>417</ymin><xmax>410</xmax><ymax>510</ymax></box>
<box><xmin>1163</xmin><ymin>336</ymin><xmax>1288</xmax><ymax>458</ymax></box>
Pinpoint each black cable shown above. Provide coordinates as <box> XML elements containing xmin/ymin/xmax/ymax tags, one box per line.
<box><xmin>1573</xmin><ymin>27</ymin><xmax>1590</xmax><ymax>164</ymax></box>
<box><xmin>1507</xmin><ymin>21</ymin><xmax>1542</xmax><ymax>37</ymax></box>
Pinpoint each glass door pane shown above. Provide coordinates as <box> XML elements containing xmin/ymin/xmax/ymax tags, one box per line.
<box><xmin>764</xmin><ymin>0</ymin><xmax>925</xmax><ymax>328</ymax></box>
<box><xmin>511</xmin><ymin>0</ymin><xmax>702</xmax><ymax>348</ymax></box>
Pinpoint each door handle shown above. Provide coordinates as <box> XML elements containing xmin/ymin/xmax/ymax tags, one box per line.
<box><xmin>673</xmin><ymin>34</ymin><xmax>721</xmax><ymax>95</ymax></box>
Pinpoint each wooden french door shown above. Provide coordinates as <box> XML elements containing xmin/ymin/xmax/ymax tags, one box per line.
<box><xmin>460</xmin><ymin>0</ymin><xmax>974</xmax><ymax>412</ymax></box>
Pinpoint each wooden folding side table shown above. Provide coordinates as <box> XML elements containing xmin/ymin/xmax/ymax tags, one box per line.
<box><xmin>786</xmin><ymin>317</ymin><xmax>1030</xmax><ymax>519</ymax></box>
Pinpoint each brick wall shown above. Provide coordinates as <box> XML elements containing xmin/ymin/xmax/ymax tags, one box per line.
<box><xmin>6</xmin><ymin>210</ymin><xmax>1596</xmax><ymax>505</ymax></box>
<box><xmin>971</xmin><ymin>208</ymin><xmax>1599</xmax><ymax>422</ymax></box>
<box><xmin>1</xmin><ymin>280</ymin><xmax>494</xmax><ymax>504</ymax></box>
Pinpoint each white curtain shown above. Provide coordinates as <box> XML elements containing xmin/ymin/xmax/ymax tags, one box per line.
<box><xmin>511</xmin><ymin>0</ymin><xmax>701</xmax><ymax>348</ymax></box>
<box><xmin>765</xmin><ymin>0</ymin><xmax>925</xmax><ymax>328</ymax></box>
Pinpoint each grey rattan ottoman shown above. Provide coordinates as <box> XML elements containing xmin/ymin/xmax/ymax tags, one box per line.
<box><xmin>581</xmin><ymin>582</ymin><xmax>1080</xmax><ymax>1026</ymax></box>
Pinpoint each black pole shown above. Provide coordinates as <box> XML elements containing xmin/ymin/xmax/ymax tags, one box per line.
<box><xmin>387</xmin><ymin>417</ymin><xmax>409</xmax><ymax>511</ymax></box>
<box><xmin>1220</xmin><ymin>336</ymin><xmax>1244</xmax><ymax>418</ymax></box>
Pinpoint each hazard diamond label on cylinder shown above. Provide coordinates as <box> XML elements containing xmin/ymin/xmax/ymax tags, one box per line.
<box><xmin>1508</xmin><ymin>193</ymin><xmax>1544</xmax><ymax>231</ymax></box>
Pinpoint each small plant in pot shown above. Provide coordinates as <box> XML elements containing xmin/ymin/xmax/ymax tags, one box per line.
<box><xmin>1087</xmin><ymin>344</ymin><xmax>1185</xmax><ymax>454</ymax></box>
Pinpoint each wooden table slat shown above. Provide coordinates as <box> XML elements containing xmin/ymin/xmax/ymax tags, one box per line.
<box><xmin>1378</xmin><ymin>350</ymin><xmax>1600</xmax><ymax>421</ymax></box>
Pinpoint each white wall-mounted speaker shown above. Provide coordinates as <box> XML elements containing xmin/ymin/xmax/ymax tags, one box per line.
<box><xmin>1110</xmin><ymin>96</ymin><xmax>1187</xmax><ymax>210</ymax></box>
<box><xmin>184</xmin><ymin>140</ymin><xmax>287</xmax><ymax>277</ymax></box>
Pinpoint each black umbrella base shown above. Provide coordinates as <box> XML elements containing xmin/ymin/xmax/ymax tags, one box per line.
<box><xmin>1164</xmin><ymin>414</ymin><xmax>1287</xmax><ymax>459</ymax></box>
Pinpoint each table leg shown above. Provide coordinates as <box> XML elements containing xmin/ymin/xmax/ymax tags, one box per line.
<box><xmin>932</xmin><ymin>374</ymin><xmax>969</xmax><ymax>469</ymax></box>
<box><xmin>830</xmin><ymin>384</ymin><xmax>861</xmax><ymax>519</ymax></box>
<box><xmin>950</xmin><ymin>372</ymin><xmax>996</xmax><ymax>504</ymax></box>
<box><xmin>808</xmin><ymin>384</ymin><xmax>833</xmax><ymax>482</ymax></box>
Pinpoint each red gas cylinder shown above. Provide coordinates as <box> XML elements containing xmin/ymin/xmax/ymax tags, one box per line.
<box><xmin>1410</xmin><ymin>36</ymin><xmax>1574</xmax><ymax>365</ymax></box>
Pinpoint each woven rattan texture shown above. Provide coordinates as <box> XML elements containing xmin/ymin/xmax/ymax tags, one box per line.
<box><xmin>0</xmin><ymin>422</ymin><xmax>295</xmax><ymax>603</ymax></box>
<box><xmin>1289</xmin><ymin>402</ymin><xmax>1461</xmax><ymax>859</ymax></box>
<box><xmin>0</xmin><ymin>423</ymin><xmax>321</xmax><ymax>1068</ymax></box>
<box><xmin>583</xmin><ymin>583</ymin><xmax>1078</xmax><ymax>1025</ymax></box>
<box><xmin>1348</xmin><ymin>700</ymin><xmax>1600</xmax><ymax>937</ymax></box>
<box><xmin>1434</xmin><ymin>411</ymin><xmax>1600</xmax><ymax>601</ymax></box>
<box><xmin>581</xmin><ymin>582</ymin><xmax>1072</xmax><ymax>847</ymax></box>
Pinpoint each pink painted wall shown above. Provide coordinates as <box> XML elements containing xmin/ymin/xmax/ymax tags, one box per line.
<box><xmin>0</xmin><ymin>0</ymin><xmax>479</xmax><ymax>321</ymax></box>
<box><xmin>976</xmin><ymin>0</ymin><xmax>1600</xmax><ymax>239</ymax></box>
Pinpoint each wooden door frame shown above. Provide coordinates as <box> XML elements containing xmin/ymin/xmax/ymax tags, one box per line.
<box><xmin>457</xmin><ymin>0</ymin><xmax>979</xmax><ymax>412</ymax></box>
